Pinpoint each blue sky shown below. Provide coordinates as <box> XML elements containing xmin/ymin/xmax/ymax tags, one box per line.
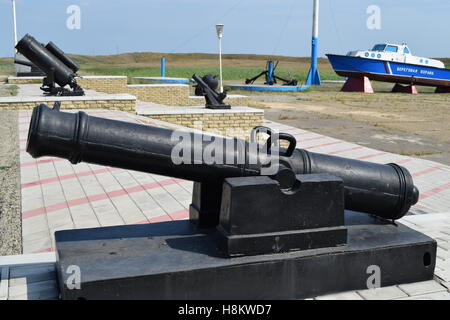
<box><xmin>1</xmin><ymin>0</ymin><xmax>450</xmax><ymax>58</ymax></box>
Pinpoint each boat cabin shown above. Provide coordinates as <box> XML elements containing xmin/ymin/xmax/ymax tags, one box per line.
<box><xmin>347</xmin><ymin>43</ymin><xmax>445</xmax><ymax>69</ymax></box>
<box><xmin>371</xmin><ymin>43</ymin><xmax>411</xmax><ymax>55</ymax></box>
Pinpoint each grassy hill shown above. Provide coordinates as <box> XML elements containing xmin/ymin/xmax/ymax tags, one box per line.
<box><xmin>3</xmin><ymin>52</ymin><xmax>448</xmax><ymax>82</ymax></box>
<box><xmin>0</xmin><ymin>52</ymin><xmax>341</xmax><ymax>82</ymax></box>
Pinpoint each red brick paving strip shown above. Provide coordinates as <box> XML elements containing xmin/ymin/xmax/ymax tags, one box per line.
<box><xmin>22</xmin><ymin>178</ymin><xmax>181</xmax><ymax>219</ymax></box>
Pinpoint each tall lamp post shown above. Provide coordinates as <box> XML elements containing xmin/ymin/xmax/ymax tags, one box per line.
<box><xmin>306</xmin><ymin>0</ymin><xmax>321</xmax><ymax>86</ymax></box>
<box><xmin>11</xmin><ymin>0</ymin><xmax>18</xmax><ymax>56</ymax></box>
<box><xmin>215</xmin><ymin>24</ymin><xmax>224</xmax><ymax>93</ymax></box>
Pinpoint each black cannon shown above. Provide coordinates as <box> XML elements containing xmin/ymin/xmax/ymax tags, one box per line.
<box><xmin>194</xmin><ymin>74</ymin><xmax>219</xmax><ymax>96</ymax></box>
<box><xmin>45</xmin><ymin>41</ymin><xmax>81</xmax><ymax>73</ymax></box>
<box><xmin>15</xmin><ymin>34</ymin><xmax>84</xmax><ymax>96</ymax></box>
<box><xmin>192</xmin><ymin>74</ymin><xmax>230</xmax><ymax>109</ymax></box>
<box><xmin>28</xmin><ymin>104</ymin><xmax>436</xmax><ymax>300</ymax></box>
<box><xmin>28</xmin><ymin>104</ymin><xmax>417</xmax><ymax>223</ymax></box>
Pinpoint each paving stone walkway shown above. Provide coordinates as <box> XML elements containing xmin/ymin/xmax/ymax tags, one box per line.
<box><xmin>18</xmin><ymin>109</ymin><xmax>450</xmax><ymax>254</ymax></box>
<box><xmin>0</xmin><ymin>104</ymin><xmax>448</xmax><ymax>300</ymax></box>
<box><xmin>19</xmin><ymin>109</ymin><xmax>195</xmax><ymax>254</ymax></box>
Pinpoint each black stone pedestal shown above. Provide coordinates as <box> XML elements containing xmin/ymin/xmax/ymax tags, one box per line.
<box><xmin>55</xmin><ymin>211</ymin><xmax>436</xmax><ymax>300</ymax></box>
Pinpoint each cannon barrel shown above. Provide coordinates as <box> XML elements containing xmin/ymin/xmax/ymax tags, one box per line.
<box><xmin>45</xmin><ymin>41</ymin><xmax>80</xmax><ymax>73</ymax></box>
<box><xmin>15</xmin><ymin>34</ymin><xmax>76</xmax><ymax>87</ymax></box>
<box><xmin>27</xmin><ymin>104</ymin><xmax>419</xmax><ymax>220</ymax></box>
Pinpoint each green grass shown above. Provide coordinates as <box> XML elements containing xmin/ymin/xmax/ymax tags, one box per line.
<box><xmin>0</xmin><ymin>59</ymin><xmax>14</xmax><ymax>76</ymax></box>
<box><xmin>81</xmin><ymin>65</ymin><xmax>342</xmax><ymax>82</ymax></box>
<box><xmin>1</xmin><ymin>52</ymin><xmax>343</xmax><ymax>82</ymax></box>
<box><xmin>0</xmin><ymin>85</ymin><xmax>19</xmax><ymax>97</ymax></box>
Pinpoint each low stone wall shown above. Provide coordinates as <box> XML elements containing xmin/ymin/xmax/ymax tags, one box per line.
<box><xmin>137</xmin><ymin>105</ymin><xmax>264</xmax><ymax>140</ymax></box>
<box><xmin>7</xmin><ymin>76</ymin><xmax>43</xmax><ymax>85</ymax></box>
<box><xmin>120</xmin><ymin>84</ymin><xmax>249</xmax><ymax>107</ymax></box>
<box><xmin>8</xmin><ymin>75</ymin><xmax>250</xmax><ymax>108</ymax></box>
<box><xmin>8</xmin><ymin>76</ymin><xmax>130</xmax><ymax>89</ymax></box>
<box><xmin>0</xmin><ymin>94</ymin><xmax>136</xmax><ymax>111</ymax></box>
<box><xmin>74</xmin><ymin>76</ymin><xmax>250</xmax><ymax>107</ymax></box>
<box><xmin>184</xmin><ymin>95</ymin><xmax>249</xmax><ymax>107</ymax></box>
<box><xmin>77</xmin><ymin>76</ymin><xmax>128</xmax><ymax>94</ymax></box>
<box><xmin>127</xmin><ymin>84</ymin><xmax>190</xmax><ymax>105</ymax></box>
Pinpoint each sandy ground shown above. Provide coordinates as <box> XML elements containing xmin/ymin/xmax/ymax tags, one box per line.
<box><xmin>0</xmin><ymin>109</ymin><xmax>21</xmax><ymax>255</ymax></box>
<box><xmin>243</xmin><ymin>82</ymin><xmax>450</xmax><ymax>165</ymax></box>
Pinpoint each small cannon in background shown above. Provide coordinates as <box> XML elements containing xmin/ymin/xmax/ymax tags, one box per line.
<box><xmin>192</xmin><ymin>74</ymin><xmax>230</xmax><ymax>109</ymax></box>
<box><xmin>27</xmin><ymin>104</ymin><xmax>436</xmax><ymax>300</ymax></box>
<box><xmin>15</xmin><ymin>34</ymin><xmax>84</xmax><ymax>96</ymax></box>
<box><xmin>194</xmin><ymin>74</ymin><xmax>219</xmax><ymax>96</ymax></box>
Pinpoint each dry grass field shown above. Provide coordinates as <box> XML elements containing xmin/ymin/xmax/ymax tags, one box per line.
<box><xmin>0</xmin><ymin>53</ymin><xmax>340</xmax><ymax>82</ymax></box>
<box><xmin>247</xmin><ymin>82</ymin><xmax>450</xmax><ymax>143</ymax></box>
<box><xmin>1</xmin><ymin>52</ymin><xmax>449</xmax><ymax>164</ymax></box>
<box><xmin>248</xmin><ymin>82</ymin><xmax>450</xmax><ymax>165</ymax></box>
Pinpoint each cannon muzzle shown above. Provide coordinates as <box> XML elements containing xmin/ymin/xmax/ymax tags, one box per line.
<box><xmin>27</xmin><ymin>104</ymin><xmax>419</xmax><ymax>220</ymax></box>
<box><xmin>45</xmin><ymin>41</ymin><xmax>80</xmax><ymax>73</ymax></box>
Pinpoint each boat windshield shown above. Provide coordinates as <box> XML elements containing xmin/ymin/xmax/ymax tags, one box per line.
<box><xmin>372</xmin><ymin>44</ymin><xmax>386</xmax><ymax>51</ymax></box>
<box><xmin>386</xmin><ymin>45</ymin><xmax>398</xmax><ymax>53</ymax></box>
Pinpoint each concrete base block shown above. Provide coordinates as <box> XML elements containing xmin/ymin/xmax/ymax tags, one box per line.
<box><xmin>341</xmin><ymin>76</ymin><xmax>374</xmax><ymax>93</ymax></box>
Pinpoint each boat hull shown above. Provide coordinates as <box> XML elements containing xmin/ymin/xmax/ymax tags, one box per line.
<box><xmin>327</xmin><ymin>54</ymin><xmax>450</xmax><ymax>87</ymax></box>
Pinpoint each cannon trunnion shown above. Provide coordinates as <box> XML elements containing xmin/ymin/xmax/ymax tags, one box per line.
<box><xmin>27</xmin><ymin>104</ymin><xmax>436</xmax><ymax>299</ymax></box>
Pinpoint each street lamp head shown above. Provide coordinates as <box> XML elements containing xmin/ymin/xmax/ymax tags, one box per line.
<box><xmin>215</xmin><ymin>24</ymin><xmax>224</xmax><ymax>39</ymax></box>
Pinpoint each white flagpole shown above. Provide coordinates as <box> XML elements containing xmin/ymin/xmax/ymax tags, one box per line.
<box><xmin>216</xmin><ymin>24</ymin><xmax>224</xmax><ymax>93</ymax></box>
<box><xmin>219</xmin><ymin>38</ymin><xmax>223</xmax><ymax>93</ymax></box>
<box><xmin>12</xmin><ymin>0</ymin><xmax>18</xmax><ymax>54</ymax></box>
